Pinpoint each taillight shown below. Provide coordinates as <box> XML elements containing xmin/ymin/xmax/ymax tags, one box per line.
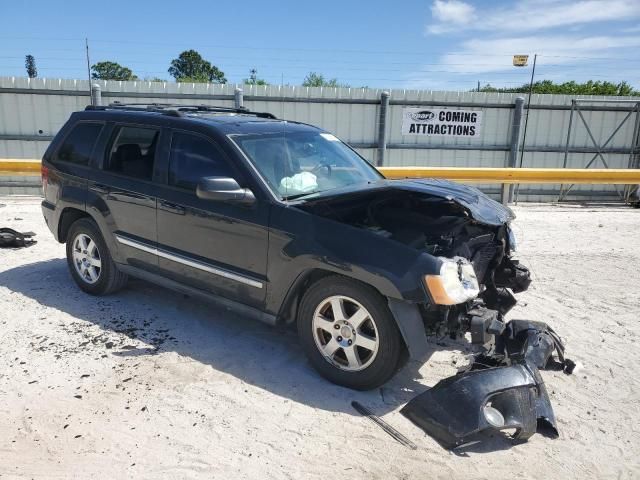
<box><xmin>41</xmin><ymin>164</ymin><xmax>49</xmax><ymax>194</ymax></box>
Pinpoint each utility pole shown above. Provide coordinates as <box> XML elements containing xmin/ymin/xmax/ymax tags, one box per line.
<box><xmin>514</xmin><ymin>53</ymin><xmax>537</xmax><ymax>203</ymax></box>
<box><xmin>85</xmin><ymin>38</ymin><xmax>92</xmax><ymax>104</ymax></box>
<box><xmin>477</xmin><ymin>80</ymin><xmax>480</xmax><ymax>92</ymax></box>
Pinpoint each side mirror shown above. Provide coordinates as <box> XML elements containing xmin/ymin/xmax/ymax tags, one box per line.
<box><xmin>196</xmin><ymin>177</ymin><xmax>256</xmax><ymax>205</ymax></box>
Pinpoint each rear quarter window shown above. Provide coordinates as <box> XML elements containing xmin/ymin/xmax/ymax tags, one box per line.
<box><xmin>54</xmin><ymin>122</ymin><xmax>104</xmax><ymax>166</ymax></box>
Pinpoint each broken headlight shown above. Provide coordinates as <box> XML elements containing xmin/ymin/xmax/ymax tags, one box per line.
<box><xmin>424</xmin><ymin>257</ymin><xmax>480</xmax><ymax>305</ymax></box>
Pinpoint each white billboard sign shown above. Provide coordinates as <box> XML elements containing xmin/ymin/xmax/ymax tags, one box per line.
<box><xmin>401</xmin><ymin>107</ymin><xmax>482</xmax><ymax>137</ymax></box>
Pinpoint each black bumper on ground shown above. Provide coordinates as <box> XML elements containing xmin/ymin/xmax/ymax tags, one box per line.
<box><xmin>401</xmin><ymin>320</ymin><xmax>572</xmax><ymax>449</ymax></box>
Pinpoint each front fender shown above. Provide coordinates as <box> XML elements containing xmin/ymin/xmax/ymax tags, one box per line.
<box><xmin>265</xmin><ymin>205</ymin><xmax>439</xmax><ymax>316</ymax></box>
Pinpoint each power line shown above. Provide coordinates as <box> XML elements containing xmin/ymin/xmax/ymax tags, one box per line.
<box><xmin>2</xmin><ymin>35</ymin><xmax>640</xmax><ymax>62</ymax></box>
<box><xmin>5</xmin><ymin>54</ymin><xmax>639</xmax><ymax>69</ymax></box>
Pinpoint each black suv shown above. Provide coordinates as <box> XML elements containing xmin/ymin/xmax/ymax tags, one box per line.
<box><xmin>41</xmin><ymin>104</ymin><xmax>529</xmax><ymax>390</ymax></box>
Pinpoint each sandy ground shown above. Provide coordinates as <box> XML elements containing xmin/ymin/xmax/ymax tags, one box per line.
<box><xmin>0</xmin><ymin>197</ymin><xmax>638</xmax><ymax>479</ymax></box>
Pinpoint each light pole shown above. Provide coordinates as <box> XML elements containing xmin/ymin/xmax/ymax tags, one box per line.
<box><xmin>512</xmin><ymin>53</ymin><xmax>537</xmax><ymax>203</ymax></box>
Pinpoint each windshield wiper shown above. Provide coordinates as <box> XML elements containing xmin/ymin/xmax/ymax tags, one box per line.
<box><xmin>281</xmin><ymin>192</ymin><xmax>316</xmax><ymax>201</ymax></box>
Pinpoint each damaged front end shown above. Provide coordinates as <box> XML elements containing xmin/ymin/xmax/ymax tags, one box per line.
<box><xmin>299</xmin><ymin>178</ymin><xmax>532</xmax><ymax>346</ymax></box>
<box><xmin>300</xmin><ymin>179</ymin><xmax>571</xmax><ymax>448</ymax></box>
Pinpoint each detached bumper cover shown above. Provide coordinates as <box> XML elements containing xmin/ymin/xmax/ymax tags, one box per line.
<box><xmin>497</xmin><ymin>320</ymin><xmax>573</xmax><ymax>372</ymax></box>
<box><xmin>401</xmin><ymin>320</ymin><xmax>570</xmax><ymax>449</ymax></box>
<box><xmin>401</xmin><ymin>362</ymin><xmax>557</xmax><ymax>449</ymax></box>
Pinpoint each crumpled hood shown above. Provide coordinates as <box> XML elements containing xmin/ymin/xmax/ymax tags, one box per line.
<box><xmin>389</xmin><ymin>178</ymin><xmax>514</xmax><ymax>225</ymax></box>
<box><xmin>301</xmin><ymin>178</ymin><xmax>514</xmax><ymax>226</ymax></box>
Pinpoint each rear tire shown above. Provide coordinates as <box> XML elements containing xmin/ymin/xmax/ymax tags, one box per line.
<box><xmin>298</xmin><ymin>276</ymin><xmax>402</xmax><ymax>390</ymax></box>
<box><xmin>66</xmin><ymin>218</ymin><xmax>127</xmax><ymax>295</ymax></box>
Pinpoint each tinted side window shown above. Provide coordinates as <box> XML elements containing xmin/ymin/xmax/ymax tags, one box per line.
<box><xmin>55</xmin><ymin>123</ymin><xmax>103</xmax><ymax>165</ymax></box>
<box><xmin>106</xmin><ymin>126</ymin><xmax>159</xmax><ymax>181</ymax></box>
<box><xmin>169</xmin><ymin>132</ymin><xmax>234</xmax><ymax>190</ymax></box>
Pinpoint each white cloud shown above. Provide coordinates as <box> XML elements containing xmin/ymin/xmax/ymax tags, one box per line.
<box><xmin>403</xmin><ymin>34</ymin><xmax>640</xmax><ymax>90</ymax></box>
<box><xmin>426</xmin><ymin>0</ymin><xmax>640</xmax><ymax>35</ymax></box>
<box><xmin>412</xmin><ymin>0</ymin><xmax>640</xmax><ymax>90</ymax></box>
<box><xmin>440</xmin><ymin>34</ymin><xmax>640</xmax><ymax>74</ymax></box>
<box><xmin>429</xmin><ymin>0</ymin><xmax>475</xmax><ymax>32</ymax></box>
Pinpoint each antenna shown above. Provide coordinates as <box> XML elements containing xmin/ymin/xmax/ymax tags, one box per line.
<box><xmin>282</xmin><ymin>76</ymin><xmax>287</xmax><ymax>197</ymax></box>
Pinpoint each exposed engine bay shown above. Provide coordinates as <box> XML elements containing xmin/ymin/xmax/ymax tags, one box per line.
<box><xmin>301</xmin><ymin>188</ymin><xmax>531</xmax><ymax>342</ymax></box>
<box><xmin>303</xmin><ymin>185</ymin><xmax>574</xmax><ymax>448</ymax></box>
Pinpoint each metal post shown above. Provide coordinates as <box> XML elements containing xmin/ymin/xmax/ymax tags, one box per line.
<box><xmin>624</xmin><ymin>103</ymin><xmax>640</xmax><ymax>202</ymax></box>
<box><xmin>502</xmin><ymin>96</ymin><xmax>525</xmax><ymax>205</ymax></box>
<box><xmin>90</xmin><ymin>83</ymin><xmax>102</xmax><ymax>107</ymax></box>
<box><xmin>234</xmin><ymin>87</ymin><xmax>244</xmax><ymax>109</ymax></box>
<box><xmin>562</xmin><ymin>100</ymin><xmax>576</xmax><ymax>169</ymax></box>
<box><xmin>558</xmin><ymin>100</ymin><xmax>576</xmax><ymax>201</ymax></box>
<box><xmin>514</xmin><ymin>54</ymin><xmax>537</xmax><ymax>204</ymax></box>
<box><xmin>85</xmin><ymin>38</ymin><xmax>92</xmax><ymax>104</ymax></box>
<box><xmin>377</xmin><ymin>91</ymin><xmax>390</xmax><ymax>167</ymax></box>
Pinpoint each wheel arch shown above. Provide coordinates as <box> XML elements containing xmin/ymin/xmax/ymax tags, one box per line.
<box><xmin>277</xmin><ymin>268</ymin><xmax>412</xmax><ymax>359</ymax></box>
<box><xmin>58</xmin><ymin>207</ymin><xmax>91</xmax><ymax>243</ymax></box>
<box><xmin>57</xmin><ymin>204</ymin><xmax>122</xmax><ymax>263</ymax></box>
<box><xmin>276</xmin><ymin>268</ymin><xmax>335</xmax><ymax>325</ymax></box>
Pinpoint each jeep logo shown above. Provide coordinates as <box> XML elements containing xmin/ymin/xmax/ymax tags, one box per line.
<box><xmin>408</xmin><ymin>110</ymin><xmax>435</xmax><ymax>122</ymax></box>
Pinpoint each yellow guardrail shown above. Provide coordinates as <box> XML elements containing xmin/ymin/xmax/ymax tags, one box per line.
<box><xmin>379</xmin><ymin>167</ymin><xmax>640</xmax><ymax>184</ymax></box>
<box><xmin>1</xmin><ymin>159</ymin><xmax>41</xmax><ymax>175</ymax></box>
<box><xmin>2</xmin><ymin>159</ymin><xmax>640</xmax><ymax>184</ymax></box>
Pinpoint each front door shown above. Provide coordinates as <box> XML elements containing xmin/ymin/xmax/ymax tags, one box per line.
<box><xmin>155</xmin><ymin>130</ymin><xmax>269</xmax><ymax>308</ymax></box>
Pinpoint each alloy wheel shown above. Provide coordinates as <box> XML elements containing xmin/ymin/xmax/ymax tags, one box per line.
<box><xmin>72</xmin><ymin>233</ymin><xmax>102</xmax><ymax>284</ymax></box>
<box><xmin>312</xmin><ymin>295</ymin><xmax>379</xmax><ymax>371</ymax></box>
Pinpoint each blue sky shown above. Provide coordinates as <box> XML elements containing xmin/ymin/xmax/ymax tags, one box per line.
<box><xmin>2</xmin><ymin>0</ymin><xmax>640</xmax><ymax>90</ymax></box>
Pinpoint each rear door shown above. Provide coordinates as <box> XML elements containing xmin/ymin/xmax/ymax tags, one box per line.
<box><xmin>88</xmin><ymin>123</ymin><xmax>164</xmax><ymax>271</ymax></box>
<box><xmin>155</xmin><ymin>130</ymin><xmax>269</xmax><ymax>308</ymax></box>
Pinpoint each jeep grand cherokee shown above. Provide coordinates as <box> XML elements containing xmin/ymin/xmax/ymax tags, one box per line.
<box><xmin>41</xmin><ymin>103</ymin><xmax>529</xmax><ymax>390</ymax></box>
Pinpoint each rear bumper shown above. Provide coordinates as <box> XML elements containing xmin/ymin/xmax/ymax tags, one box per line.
<box><xmin>41</xmin><ymin>200</ymin><xmax>58</xmax><ymax>241</ymax></box>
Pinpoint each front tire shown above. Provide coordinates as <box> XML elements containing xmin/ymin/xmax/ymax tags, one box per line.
<box><xmin>298</xmin><ymin>276</ymin><xmax>402</xmax><ymax>390</ymax></box>
<box><xmin>66</xmin><ymin>218</ymin><xmax>127</xmax><ymax>295</ymax></box>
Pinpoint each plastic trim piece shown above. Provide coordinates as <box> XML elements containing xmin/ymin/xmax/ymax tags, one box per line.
<box><xmin>115</xmin><ymin>233</ymin><xmax>264</xmax><ymax>289</ymax></box>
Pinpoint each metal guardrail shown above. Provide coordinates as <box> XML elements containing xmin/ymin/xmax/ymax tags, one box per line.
<box><xmin>0</xmin><ymin>160</ymin><xmax>41</xmax><ymax>174</ymax></box>
<box><xmin>379</xmin><ymin>167</ymin><xmax>640</xmax><ymax>184</ymax></box>
<box><xmin>2</xmin><ymin>159</ymin><xmax>640</xmax><ymax>184</ymax></box>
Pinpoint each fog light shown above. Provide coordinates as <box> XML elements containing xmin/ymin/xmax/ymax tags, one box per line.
<box><xmin>483</xmin><ymin>404</ymin><xmax>505</xmax><ymax>428</ymax></box>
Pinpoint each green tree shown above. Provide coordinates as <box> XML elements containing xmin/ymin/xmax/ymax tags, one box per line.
<box><xmin>25</xmin><ymin>55</ymin><xmax>37</xmax><ymax>78</ymax></box>
<box><xmin>91</xmin><ymin>61</ymin><xmax>137</xmax><ymax>80</ymax></box>
<box><xmin>302</xmin><ymin>72</ymin><xmax>349</xmax><ymax>88</ymax></box>
<box><xmin>168</xmin><ymin>50</ymin><xmax>226</xmax><ymax>83</ymax></box>
<box><xmin>243</xmin><ymin>68</ymin><xmax>268</xmax><ymax>85</ymax></box>
<box><xmin>477</xmin><ymin>80</ymin><xmax>639</xmax><ymax>96</ymax></box>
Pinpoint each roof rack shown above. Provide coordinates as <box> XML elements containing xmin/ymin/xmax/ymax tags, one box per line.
<box><xmin>85</xmin><ymin>102</ymin><xmax>277</xmax><ymax>119</ymax></box>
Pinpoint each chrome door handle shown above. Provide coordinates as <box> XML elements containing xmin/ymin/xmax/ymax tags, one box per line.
<box><xmin>89</xmin><ymin>183</ymin><xmax>109</xmax><ymax>194</ymax></box>
<box><xmin>159</xmin><ymin>201</ymin><xmax>186</xmax><ymax>215</ymax></box>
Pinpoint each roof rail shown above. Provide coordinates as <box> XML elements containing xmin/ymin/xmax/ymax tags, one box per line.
<box><xmin>85</xmin><ymin>104</ymin><xmax>182</xmax><ymax>117</ymax></box>
<box><xmin>85</xmin><ymin>102</ymin><xmax>277</xmax><ymax>119</ymax></box>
